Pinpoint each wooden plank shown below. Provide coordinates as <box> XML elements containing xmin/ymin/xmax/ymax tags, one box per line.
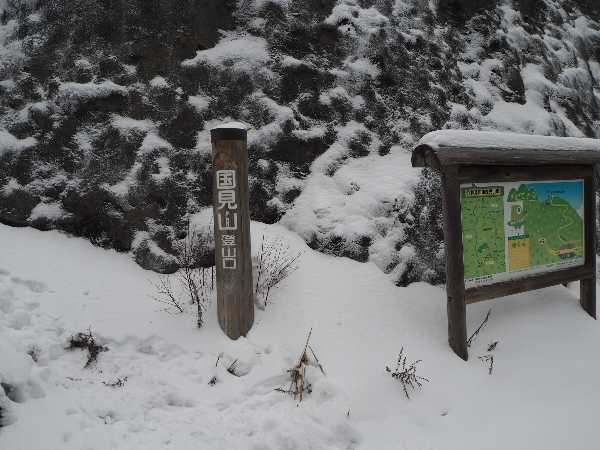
<box><xmin>211</xmin><ymin>126</ymin><xmax>254</xmax><ymax>340</ymax></box>
<box><xmin>439</xmin><ymin>147</ymin><xmax>600</xmax><ymax>167</ymax></box>
<box><xmin>465</xmin><ymin>265</ymin><xmax>594</xmax><ymax>304</ymax></box>
<box><xmin>456</xmin><ymin>165</ymin><xmax>592</xmax><ymax>183</ymax></box>
<box><xmin>441</xmin><ymin>167</ymin><xmax>468</xmax><ymax>360</ymax></box>
<box><xmin>580</xmin><ymin>173</ymin><xmax>597</xmax><ymax>318</ymax></box>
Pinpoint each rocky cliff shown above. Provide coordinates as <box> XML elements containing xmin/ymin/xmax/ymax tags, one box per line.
<box><xmin>0</xmin><ymin>0</ymin><xmax>599</xmax><ymax>285</ymax></box>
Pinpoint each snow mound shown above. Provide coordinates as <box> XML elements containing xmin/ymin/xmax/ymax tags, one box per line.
<box><xmin>28</xmin><ymin>202</ymin><xmax>69</xmax><ymax>222</ymax></box>
<box><xmin>57</xmin><ymin>81</ymin><xmax>128</xmax><ymax>102</ymax></box>
<box><xmin>110</xmin><ymin>115</ymin><xmax>156</xmax><ymax>135</ymax></box>
<box><xmin>182</xmin><ymin>35</ymin><xmax>270</xmax><ymax>73</ymax></box>
<box><xmin>188</xmin><ymin>95</ymin><xmax>211</xmax><ymax>114</ymax></box>
<box><xmin>0</xmin><ymin>130</ymin><xmax>36</xmax><ymax>156</ymax></box>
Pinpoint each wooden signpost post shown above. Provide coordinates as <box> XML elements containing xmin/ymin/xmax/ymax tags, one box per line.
<box><xmin>210</xmin><ymin>123</ymin><xmax>254</xmax><ymax>340</ymax></box>
<box><xmin>412</xmin><ymin>130</ymin><xmax>600</xmax><ymax>360</ymax></box>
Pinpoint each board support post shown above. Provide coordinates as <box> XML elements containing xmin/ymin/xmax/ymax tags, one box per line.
<box><xmin>442</xmin><ymin>167</ymin><xmax>468</xmax><ymax>360</ymax></box>
<box><xmin>580</xmin><ymin>278</ymin><xmax>596</xmax><ymax>319</ymax></box>
<box><xmin>581</xmin><ymin>171</ymin><xmax>597</xmax><ymax>319</ymax></box>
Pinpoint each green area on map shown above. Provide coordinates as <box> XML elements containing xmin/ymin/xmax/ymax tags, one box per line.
<box><xmin>461</xmin><ymin>186</ymin><xmax>506</xmax><ymax>279</ymax></box>
<box><xmin>506</xmin><ymin>182</ymin><xmax>584</xmax><ymax>268</ymax></box>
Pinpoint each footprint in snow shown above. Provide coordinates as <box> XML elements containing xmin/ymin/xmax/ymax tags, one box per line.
<box><xmin>10</xmin><ymin>276</ymin><xmax>47</xmax><ymax>293</ymax></box>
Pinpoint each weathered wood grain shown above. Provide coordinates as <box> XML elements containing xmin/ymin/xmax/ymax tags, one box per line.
<box><xmin>413</xmin><ymin>144</ymin><xmax>600</xmax><ymax>169</ymax></box>
<box><xmin>211</xmin><ymin>127</ymin><xmax>254</xmax><ymax>339</ymax></box>
<box><xmin>441</xmin><ymin>166</ymin><xmax>469</xmax><ymax>361</ymax></box>
<box><xmin>581</xmin><ymin>173</ymin><xmax>597</xmax><ymax>319</ymax></box>
<box><xmin>466</xmin><ymin>266</ymin><xmax>594</xmax><ymax>304</ymax></box>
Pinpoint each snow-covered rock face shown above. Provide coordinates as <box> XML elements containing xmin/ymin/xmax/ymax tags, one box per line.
<box><xmin>0</xmin><ymin>0</ymin><xmax>599</xmax><ymax>285</ymax></box>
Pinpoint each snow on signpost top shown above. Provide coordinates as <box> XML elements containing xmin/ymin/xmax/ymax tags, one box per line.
<box><xmin>210</xmin><ymin>122</ymin><xmax>250</xmax><ymax>131</ymax></box>
<box><xmin>209</xmin><ymin>122</ymin><xmax>251</xmax><ymax>142</ymax></box>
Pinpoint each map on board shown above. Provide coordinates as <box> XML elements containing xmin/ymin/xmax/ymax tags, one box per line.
<box><xmin>461</xmin><ymin>180</ymin><xmax>585</xmax><ymax>288</ymax></box>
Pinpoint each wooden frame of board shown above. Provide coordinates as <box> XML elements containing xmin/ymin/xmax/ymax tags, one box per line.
<box><xmin>412</xmin><ymin>139</ymin><xmax>598</xmax><ymax>360</ymax></box>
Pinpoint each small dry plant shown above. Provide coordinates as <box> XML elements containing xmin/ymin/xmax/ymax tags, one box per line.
<box><xmin>478</xmin><ymin>354</ymin><xmax>494</xmax><ymax>375</ymax></box>
<box><xmin>386</xmin><ymin>347</ymin><xmax>429</xmax><ymax>399</ymax></box>
<box><xmin>478</xmin><ymin>340</ymin><xmax>500</xmax><ymax>375</ymax></box>
<box><xmin>276</xmin><ymin>328</ymin><xmax>325</xmax><ymax>402</ymax></box>
<box><xmin>67</xmin><ymin>328</ymin><xmax>108</xmax><ymax>368</ymax></box>
<box><xmin>102</xmin><ymin>376</ymin><xmax>128</xmax><ymax>388</ymax></box>
<box><xmin>152</xmin><ymin>221</ymin><xmax>215</xmax><ymax>327</ymax></box>
<box><xmin>255</xmin><ymin>235</ymin><xmax>302</xmax><ymax>309</ymax></box>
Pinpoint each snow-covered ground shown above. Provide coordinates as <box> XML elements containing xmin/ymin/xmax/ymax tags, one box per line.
<box><xmin>1</xmin><ymin>223</ymin><xmax>600</xmax><ymax>450</ymax></box>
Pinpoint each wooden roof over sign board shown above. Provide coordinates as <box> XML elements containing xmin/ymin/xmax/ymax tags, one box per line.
<box><xmin>412</xmin><ymin>130</ymin><xmax>600</xmax><ymax>170</ymax></box>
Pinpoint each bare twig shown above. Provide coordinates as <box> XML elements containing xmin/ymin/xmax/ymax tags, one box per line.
<box><xmin>467</xmin><ymin>309</ymin><xmax>491</xmax><ymax>347</ymax></box>
<box><xmin>152</xmin><ymin>276</ymin><xmax>184</xmax><ymax>313</ymax></box>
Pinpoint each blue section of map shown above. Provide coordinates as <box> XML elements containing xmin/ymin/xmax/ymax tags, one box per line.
<box><xmin>526</xmin><ymin>181</ymin><xmax>583</xmax><ymax>213</ymax></box>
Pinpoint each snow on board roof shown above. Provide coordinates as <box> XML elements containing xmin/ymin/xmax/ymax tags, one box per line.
<box><xmin>412</xmin><ymin>130</ymin><xmax>600</xmax><ymax>169</ymax></box>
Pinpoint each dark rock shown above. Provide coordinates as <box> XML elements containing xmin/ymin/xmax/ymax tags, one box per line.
<box><xmin>269</xmin><ymin>134</ymin><xmax>330</xmax><ymax>175</ymax></box>
<box><xmin>80</xmin><ymin>92</ymin><xmax>128</xmax><ymax>114</ymax></box>
<box><xmin>0</xmin><ymin>188</ymin><xmax>39</xmax><ymax>227</ymax></box>
<box><xmin>503</xmin><ymin>67</ymin><xmax>526</xmax><ymax>104</ymax></box>
<box><xmin>133</xmin><ymin>237</ymin><xmax>179</xmax><ymax>274</ymax></box>
<box><xmin>283</xmin><ymin>188</ymin><xmax>302</xmax><ymax>203</ymax></box>
<box><xmin>161</xmin><ymin>104</ymin><xmax>204</xmax><ymax>149</ymax></box>
<box><xmin>297</xmin><ymin>93</ymin><xmax>333</xmax><ymax>121</ymax></box>
<box><xmin>60</xmin><ymin>187</ymin><xmax>133</xmax><ymax>251</ymax></box>
<box><xmin>348</xmin><ymin>131</ymin><xmax>372</xmax><ymax>158</ymax></box>
<box><xmin>515</xmin><ymin>0</ymin><xmax>547</xmax><ymax>27</ymax></box>
<box><xmin>309</xmin><ymin>234</ymin><xmax>371</xmax><ymax>263</ymax></box>
<box><xmin>99</xmin><ymin>55</ymin><xmax>124</xmax><ymax>79</ymax></box>
<box><xmin>572</xmin><ymin>0</ymin><xmax>600</xmax><ymax>15</ymax></box>
<box><xmin>1</xmin><ymin>382</ymin><xmax>23</xmax><ymax>403</ymax></box>
<box><xmin>280</xmin><ymin>63</ymin><xmax>334</xmax><ymax>103</ymax></box>
<box><xmin>249</xmin><ymin>181</ymin><xmax>282</xmax><ymax>224</ymax></box>
<box><xmin>435</xmin><ymin>0</ymin><xmax>499</xmax><ymax>22</ymax></box>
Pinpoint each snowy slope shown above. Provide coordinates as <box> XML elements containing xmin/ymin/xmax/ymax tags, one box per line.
<box><xmin>1</xmin><ymin>224</ymin><xmax>600</xmax><ymax>449</ymax></box>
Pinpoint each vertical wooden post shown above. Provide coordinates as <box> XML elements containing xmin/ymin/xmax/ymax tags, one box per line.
<box><xmin>210</xmin><ymin>123</ymin><xmax>254</xmax><ymax>339</ymax></box>
<box><xmin>581</xmin><ymin>172</ymin><xmax>597</xmax><ymax>319</ymax></box>
<box><xmin>441</xmin><ymin>167</ymin><xmax>469</xmax><ymax>360</ymax></box>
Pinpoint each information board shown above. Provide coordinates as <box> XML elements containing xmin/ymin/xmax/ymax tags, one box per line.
<box><xmin>461</xmin><ymin>180</ymin><xmax>585</xmax><ymax>288</ymax></box>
